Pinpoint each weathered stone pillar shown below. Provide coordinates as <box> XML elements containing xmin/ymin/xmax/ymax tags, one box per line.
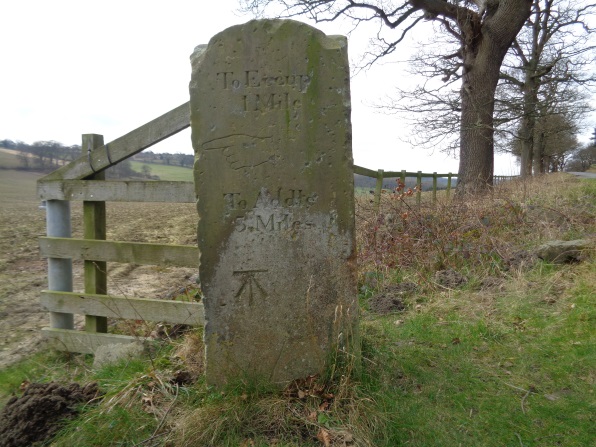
<box><xmin>190</xmin><ymin>19</ymin><xmax>358</xmax><ymax>386</ymax></box>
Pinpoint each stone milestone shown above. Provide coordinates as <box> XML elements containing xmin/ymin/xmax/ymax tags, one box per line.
<box><xmin>190</xmin><ymin>19</ymin><xmax>358</xmax><ymax>386</ymax></box>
